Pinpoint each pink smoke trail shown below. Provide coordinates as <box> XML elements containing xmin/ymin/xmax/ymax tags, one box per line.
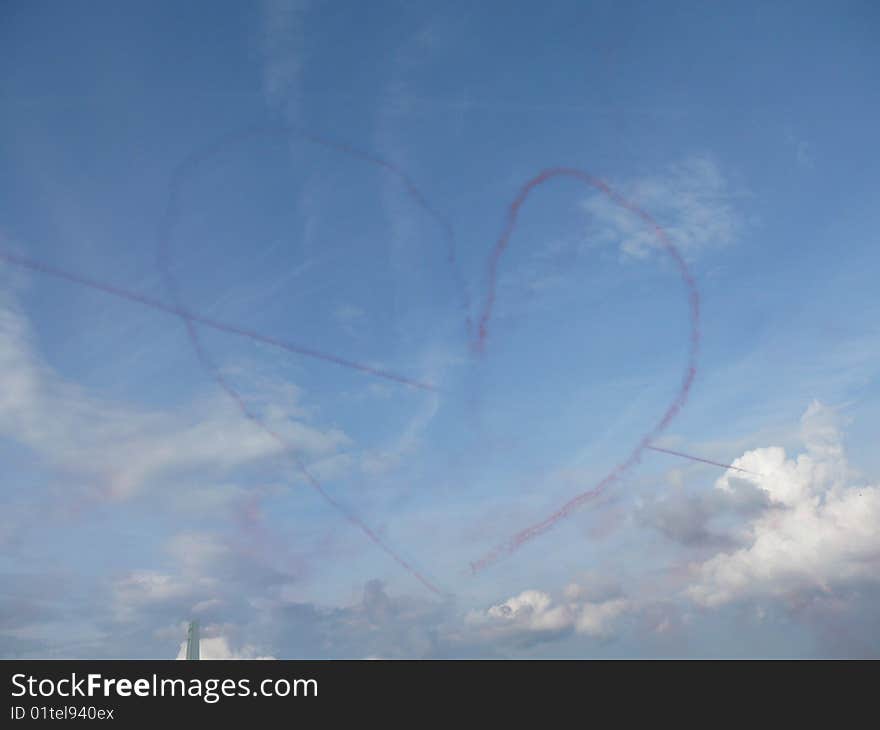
<box><xmin>0</xmin><ymin>249</ymin><xmax>438</xmax><ymax>393</ymax></box>
<box><xmin>156</xmin><ymin>125</ymin><xmax>462</xmax><ymax>596</ymax></box>
<box><xmin>645</xmin><ymin>445</ymin><xmax>759</xmax><ymax>475</ymax></box>
<box><xmin>470</xmin><ymin>168</ymin><xmax>701</xmax><ymax>572</ymax></box>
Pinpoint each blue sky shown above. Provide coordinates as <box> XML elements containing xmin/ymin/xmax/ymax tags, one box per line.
<box><xmin>1</xmin><ymin>0</ymin><xmax>879</xmax><ymax>658</ymax></box>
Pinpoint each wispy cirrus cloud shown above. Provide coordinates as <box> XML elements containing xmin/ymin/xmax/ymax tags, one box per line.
<box><xmin>260</xmin><ymin>0</ymin><xmax>312</xmax><ymax>116</ymax></box>
<box><xmin>0</xmin><ymin>287</ymin><xmax>350</xmax><ymax>503</ymax></box>
<box><xmin>490</xmin><ymin>155</ymin><xmax>745</xmax><ymax>314</ymax></box>
<box><xmin>584</xmin><ymin>155</ymin><xmax>744</xmax><ymax>260</ymax></box>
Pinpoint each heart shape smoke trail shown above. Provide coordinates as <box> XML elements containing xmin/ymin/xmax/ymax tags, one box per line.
<box><xmin>155</xmin><ymin>129</ymin><xmax>700</xmax><ymax>589</ymax></box>
<box><xmin>156</xmin><ymin>124</ymin><xmax>460</xmax><ymax>596</ymax></box>
<box><xmin>471</xmin><ymin>169</ymin><xmax>700</xmax><ymax>572</ymax></box>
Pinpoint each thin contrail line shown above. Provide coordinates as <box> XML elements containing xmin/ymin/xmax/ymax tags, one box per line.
<box><xmin>0</xmin><ymin>249</ymin><xmax>438</xmax><ymax>393</ymax></box>
<box><xmin>646</xmin><ymin>445</ymin><xmax>759</xmax><ymax>475</ymax></box>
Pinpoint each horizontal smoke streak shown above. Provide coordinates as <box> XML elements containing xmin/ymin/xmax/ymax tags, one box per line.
<box><xmin>0</xmin><ymin>249</ymin><xmax>438</xmax><ymax>392</ymax></box>
<box><xmin>646</xmin><ymin>445</ymin><xmax>759</xmax><ymax>475</ymax></box>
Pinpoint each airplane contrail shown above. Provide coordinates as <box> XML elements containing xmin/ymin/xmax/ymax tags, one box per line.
<box><xmin>0</xmin><ymin>249</ymin><xmax>439</xmax><ymax>393</ymax></box>
<box><xmin>646</xmin><ymin>445</ymin><xmax>759</xmax><ymax>475</ymax></box>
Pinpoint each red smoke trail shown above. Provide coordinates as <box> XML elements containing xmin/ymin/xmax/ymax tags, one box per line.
<box><xmin>645</xmin><ymin>445</ymin><xmax>759</xmax><ymax>475</ymax></box>
<box><xmin>155</xmin><ymin>125</ymin><xmax>462</xmax><ymax>596</ymax></box>
<box><xmin>0</xmin><ymin>249</ymin><xmax>438</xmax><ymax>393</ymax></box>
<box><xmin>470</xmin><ymin>168</ymin><xmax>701</xmax><ymax>573</ymax></box>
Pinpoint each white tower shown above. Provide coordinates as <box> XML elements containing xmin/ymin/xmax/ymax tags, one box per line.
<box><xmin>185</xmin><ymin>620</ymin><xmax>200</xmax><ymax>660</ymax></box>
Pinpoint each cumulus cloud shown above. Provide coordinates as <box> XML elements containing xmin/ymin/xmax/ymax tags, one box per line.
<box><xmin>470</xmin><ymin>583</ymin><xmax>631</xmax><ymax>642</ymax></box>
<box><xmin>637</xmin><ymin>473</ymin><xmax>771</xmax><ymax>549</ymax></box>
<box><xmin>113</xmin><ymin>571</ymin><xmax>193</xmax><ymax>619</ymax></box>
<box><xmin>109</xmin><ymin>528</ymin><xmax>304</xmax><ymax>629</ymax></box>
<box><xmin>584</xmin><ymin>155</ymin><xmax>742</xmax><ymax>260</ymax></box>
<box><xmin>686</xmin><ymin>401</ymin><xmax>880</xmax><ymax>608</ymax></box>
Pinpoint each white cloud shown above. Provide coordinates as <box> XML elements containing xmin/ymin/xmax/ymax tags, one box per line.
<box><xmin>687</xmin><ymin>401</ymin><xmax>880</xmax><ymax>608</ymax></box>
<box><xmin>112</xmin><ymin>571</ymin><xmax>198</xmax><ymax>622</ymax></box>
<box><xmin>109</xmin><ymin>529</ymin><xmax>296</xmax><ymax>640</ymax></box>
<box><xmin>574</xmin><ymin>598</ymin><xmax>632</xmax><ymax>637</ymax></box>
<box><xmin>0</xmin><ymin>295</ymin><xmax>350</xmax><ymax>501</ymax></box>
<box><xmin>472</xmin><ymin>586</ymin><xmax>631</xmax><ymax>640</ymax></box>
<box><xmin>166</xmin><ymin>533</ymin><xmax>231</xmax><ymax>576</ymax></box>
<box><xmin>583</xmin><ymin>155</ymin><xmax>742</xmax><ymax>260</ymax></box>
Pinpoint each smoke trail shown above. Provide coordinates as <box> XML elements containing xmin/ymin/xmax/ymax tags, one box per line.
<box><xmin>156</xmin><ymin>124</ymin><xmax>463</xmax><ymax>596</ymax></box>
<box><xmin>0</xmin><ymin>124</ymin><xmax>458</xmax><ymax>595</ymax></box>
<box><xmin>645</xmin><ymin>446</ymin><xmax>761</xmax><ymax>476</ymax></box>
<box><xmin>471</xmin><ymin>168</ymin><xmax>701</xmax><ymax>572</ymax></box>
<box><xmin>3</xmin><ymin>144</ymin><xmax>710</xmax><ymax>588</ymax></box>
<box><xmin>645</xmin><ymin>445</ymin><xmax>759</xmax><ymax>475</ymax></box>
<box><xmin>175</xmin><ymin>306</ymin><xmax>444</xmax><ymax>595</ymax></box>
<box><xmin>0</xmin><ymin>249</ymin><xmax>438</xmax><ymax>393</ymax></box>
<box><xmin>0</xmin><ymin>251</ymin><xmax>443</xmax><ymax>594</ymax></box>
